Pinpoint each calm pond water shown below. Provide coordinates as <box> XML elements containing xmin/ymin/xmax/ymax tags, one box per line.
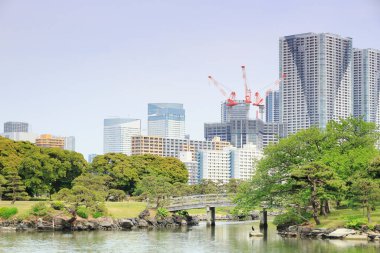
<box><xmin>0</xmin><ymin>221</ymin><xmax>379</xmax><ymax>253</ymax></box>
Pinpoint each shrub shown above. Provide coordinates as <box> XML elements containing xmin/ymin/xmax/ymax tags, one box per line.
<box><xmin>0</xmin><ymin>207</ymin><xmax>18</xmax><ymax>219</ymax></box>
<box><xmin>51</xmin><ymin>201</ymin><xmax>65</xmax><ymax>210</ymax></box>
<box><xmin>93</xmin><ymin>211</ymin><xmax>104</xmax><ymax>218</ymax></box>
<box><xmin>273</xmin><ymin>209</ymin><xmax>310</xmax><ymax>226</ymax></box>
<box><xmin>76</xmin><ymin>206</ymin><xmax>89</xmax><ymax>219</ymax></box>
<box><xmin>176</xmin><ymin>210</ymin><xmax>189</xmax><ymax>218</ymax></box>
<box><xmin>156</xmin><ymin>207</ymin><xmax>169</xmax><ymax>218</ymax></box>
<box><xmin>30</xmin><ymin>202</ymin><xmax>49</xmax><ymax>217</ymax></box>
<box><xmin>107</xmin><ymin>189</ymin><xmax>127</xmax><ymax>202</ymax></box>
<box><xmin>345</xmin><ymin>216</ymin><xmax>367</xmax><ymax>229</ymax></box>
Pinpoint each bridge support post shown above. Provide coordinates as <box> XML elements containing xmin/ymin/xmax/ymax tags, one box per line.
<box><xmin>259</xmin><ymin>209</ymin><xmax>268</xmax><ymax>228</ymax></box>
<box><xmin>206</xmin><ymin>206</ymin><xmax>215</xmax><ymax>226</ymax></box>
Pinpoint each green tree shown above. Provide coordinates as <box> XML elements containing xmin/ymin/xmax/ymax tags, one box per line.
<box><xmin>0</xmin><ymin>175</ymin><xmax>6</xmax><ymax>200</ymax></box>
<box><xmin>4</xmin><ymin>168</ymin><xmax>29</xmax><ymax>204</ymax></box>
<box><xmin>291</xmin><ymin>162</ymin><xmax>343</xmax><ymax>225</ymax></box>
<box><xmin>349</xmin><ymin>178</ymin><xmax>380</xmax><ymax>223</ymax></box>
<box><xmin>234</xmin><ymin>117</ymin><xmax>379</xmax><ymax>225</ymax></box>
<box><xmin>134</xmin><ymin>175</ymin><xmax>174</xmax><ymax>208</ymax></box>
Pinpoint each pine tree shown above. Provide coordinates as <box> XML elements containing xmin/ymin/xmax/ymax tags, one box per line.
<box><xmin>4</xmin><ymin>169</ymin><xmax>29</xmax><ymax>204</ymax></box>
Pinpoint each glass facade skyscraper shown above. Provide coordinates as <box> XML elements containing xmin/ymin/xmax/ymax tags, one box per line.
<box><xmin>148</xmin><ymin>103</ymin><xmax>185</xmax><ymax>139</ymax></box>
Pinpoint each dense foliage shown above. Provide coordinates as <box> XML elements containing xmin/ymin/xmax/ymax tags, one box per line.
<box><xmin>234</xmin><ymin>117</ymin><xmax>380</xmax><ymax>225</ymax></box>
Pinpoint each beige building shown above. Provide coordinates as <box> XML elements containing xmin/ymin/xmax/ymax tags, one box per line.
<box><xmin>131</xmin><ymin>136</ymin><xmax>230</xmax><ymax>161</ymax></box>
<box><xmin>35</xmin><ymin>134</ymin><xmax>65</xmax><ymax>149</ymax></box>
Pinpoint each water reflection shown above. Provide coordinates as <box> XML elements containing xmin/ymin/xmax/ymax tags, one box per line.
<box><xmin>0</xmin><ymin>222</ymin><xmax>379</xmax><ymax>253</ymax></box>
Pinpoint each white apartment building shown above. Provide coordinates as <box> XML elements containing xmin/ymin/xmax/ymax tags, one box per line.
<box><xmin>280</xmin><ymin>33</ymin><xmax>352</xmax><ymax>133</ymax></box>
<box><xmin>179</xmin><ymin>151</ymin><xmax>199</xmax><ymax>185</ymax></box>
<box><xmin>197</xmin><ymin>144</ymin><xmax>263</xmax><ymax>183</ymax></box>
<box><xmin>353</xmin><ymin>48</ymin><xmax>380</xmax><ymax>126</ymax></box>
<box><xmin>103</xmin><ymin>118</ymin><xmax>141</xmax><ymax>155</ymax></box>
<box><xmin>230</xmin><ymin>143</ymin><xmax>263</xmax><ymax>180</ymax></box>
<box><xmin>197</xmin><ymin>149</ymin><xmax>231</xmax><ymax>183</ymax></box>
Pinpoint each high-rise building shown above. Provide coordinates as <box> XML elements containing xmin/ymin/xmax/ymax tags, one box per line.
<box><xmin>64</xmin><ymin>136</ymin><xmax>75</xmax><ymax>151</ymax></box>
<box><xmin>258</xmin><ymin>122</ymin><xmax>288</xmax><ymax>150</ymax></box>
<box><xmin>179</xmin><ymin>151</ymin><xmax>198</xmax><ymax>185</ymax></box>
<box><xmin>197</xmin><ymin>144</ymin><xmax>263</xmax><ymax>183</ymax></box>
<box><xmin>103</xmin><ymin>118</ymin><xmax>141</xmax><ymax>155</ymax></box>
<box><xmin>353</xmin><ymin>48</ymin><xmax>380</xmax><ymax>125</ymax></box>
<box><xmin>221</xmin><ymin>100</ymin><xmax>250</xmax><ymax>123</ymax></box>
<box><xmin>88</xmin><ymin>154</ymin><xmax>98</xmax><ymax>163</ymax></box>
<box><xmin>4</xmin><ymin>121</ymin><xmax>28</xmax><ymax>133</ymax></box>
<box><xmin>197</xmin><ymin>149</ymin><xmax>231</xmax><ymax>184</ymax></box>
<box><xmin>230</xmin><ymin>144</ymin><xmax>263</xmax><ymax>180</ymax></box>
<box><xmin>280</xmin><ymin>33</ymin><xmax>352</xmax><ymax>134</ymax></box>
<box><xmin>265</xmin><ymin>90</ymin><xmax>280</xmax><ymax>123</ymax></box>
<box><xmin>204</xmin><ymin>122</ymin><xmax>230</xmax><ymax>142</ymax></box>
<box><xmin>148</xmin><ymin>103</ymin><xmax>185</xmax><ymax>139</ymax></box>
<box><xmin>35</xmin><ymin>134</ymin><xmax>65</xmax><ymax>149</ymax></box>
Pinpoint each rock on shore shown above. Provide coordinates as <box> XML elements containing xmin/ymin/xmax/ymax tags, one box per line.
<box><xmin>0</xmin><ymin>209</ymin><xmax>200</xmax><ymax>232</ymax></box>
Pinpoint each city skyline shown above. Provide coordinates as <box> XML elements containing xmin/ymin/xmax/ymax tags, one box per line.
<box><xmin>1</xmin><ymin>0</ymin><xmax>379</xmax><ymax>157</ymax></box>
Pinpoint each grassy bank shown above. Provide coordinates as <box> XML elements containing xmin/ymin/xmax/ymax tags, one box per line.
<box><xmin>315</xmin><ymin>207</ymin><xmax>380</xmax><ymax>228</ymax></box>
<box><xmin>0</xmin><ymin>201</ymin><xmax>147</xmax><ymax>219</ymax></box>
<box><xmin>187</xmin><ymin>206</ymin><xmax>233</xmax><ymax>216</ymax></box>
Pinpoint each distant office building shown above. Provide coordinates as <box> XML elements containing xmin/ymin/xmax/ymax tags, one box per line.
<box><xmin>280</xmin><ymin>33</ymin><xmax>352</xmax><ymax>134</ymax></box>
<box><xmin>204</xmin><ymin>122</ymin><xmax>230</xmax><ymax>142</ymax></box>
<box><xmin>258</xmin><ymin>122</ymin><xmax>288</xmax><ymax>149</ymax></box>
<box><xmin>265</xmin><ymin>90</ymin><xmax>280</xmax><ymax>123</ymax></box>
<box><xmin>103</xmin><ymin>118</ymin><xmax>141</xmax><ymax>155</ymax></box>
<box><xmin>353</xmin><ymin>48</ymin><xmax>380</xmax><ymax>126</ymax></box>
<box><xmin>179</xmin><ymin>151</ymin><xmax>198</xmax><ymax>185</ymax></box>
<box><xmin>4</xmin><ymin>121</ymin><xmax>29</xmax><ymax>133</ymax></box>
<box><xmin>230</xmin><ymin>119</ymin><xmax>263</xmax><ymax>148</ymax></box>
<box><xmin>1</xmin><ymin>132</ymin><xmax>38</xmax><ymax>143</ymax></box>
<box><xmin>230</xmin><ymin>144</ymin><xmax>263</xmax><ymax>180</ymax></box>
<box><xmin>197</xmin><ymin>149</ymin><xmax>231</xmax><ymax>184</ymax></box>
<box><xmin>221</xmin><ymin>100</ymin><xmax>250</xmax><ymax>123</ymax></box>
<box><xmin>35</xmin><ymin>134</ymin><xmax>65</xmax><ymax>149</ymax></box>
<box><xmin>204</xmin><ymin>120</ymin><xmax>261</xmax><ymax>148</ymax></box>
<box><xmin>88</xmin><ymin>154</ymin><xmax>98</xmax><ymax>163</ymax></box>
<box><xmin>131</xmin><ymin>135</ymin><xmax>230</xmax><ymax>161</ymax></box>
<box><xmin>205</xmin><ymin>119</ymin><xmax>286</xmax><ymax>149</ymax></box>
<box><xmin>64</xmin><ymin>136</ymin><xmax>75</xmax><ymax>151</ymax></box>
<box><xmin>148</xmin><ymin>103</ymin><xmax>185</xmax><ymax>139</ymax></box>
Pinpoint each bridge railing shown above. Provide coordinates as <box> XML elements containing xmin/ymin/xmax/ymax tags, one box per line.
<box><xmin>167</xmin><ymin>194</ymin><xmax>233</xmax><ymax>209</ymax></box>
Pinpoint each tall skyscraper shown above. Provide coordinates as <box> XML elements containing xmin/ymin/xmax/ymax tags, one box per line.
<box><xmin>148</xmin><ymin>103</ymin><xmax>185</xmax><ymax>139</ymax></box>
<box><xmin>103</xmin><ymin>118</ymin><xmax>141</xmax><ymax>155</ymax></box>
<box><xmin>221</xmin><ymin>100</ymin><xmax>250</xmax><ymax>123</ymax></box>
<box><xmin>353</xmin><ymin>48</ymin><xmax>380</xmax><ymax>125</ymax></box>
<box><xmin>265</xmin><ymin>90</ymin><xmax>280</xmax><ymax>123</ymax></box>
<box><xmin>4</xmin><ymin>121</ymin><xmax>28</xmax><ymax>133</ymax></box>
<box><xmin>280</xmin><ymin>33</ymin><xmax>352</xmax><ymax>134</ymax></box>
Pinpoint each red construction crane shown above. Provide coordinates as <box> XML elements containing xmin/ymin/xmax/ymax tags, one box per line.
<box><xmin>241</xmin><ymin>65</ymin><xmax>252</xmax><ymax>104</ymax></box>
<box><xmin>208</xmin><ymin>76</ymin><xmax>238</xmax><ymax>106</ymax></box>
<box><xmin>252</xmin><ymin>91</ymin><xmax>264</xmax><ymax>119</ymax></box>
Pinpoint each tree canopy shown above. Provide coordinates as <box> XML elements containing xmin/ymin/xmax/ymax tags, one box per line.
<box><xmin>234</xmin><ymin>117</ymin><xmax>380</xmax><ymax>224</ymax></box>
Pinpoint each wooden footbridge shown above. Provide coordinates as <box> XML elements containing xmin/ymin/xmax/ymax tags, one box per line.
<box><xmin>166</xmin><ymin>194</ymin><xmax>235</xmax><ymax>226</ymax></box>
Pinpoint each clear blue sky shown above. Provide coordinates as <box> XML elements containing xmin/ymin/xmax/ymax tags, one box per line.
<box><xmin>1</xmin><ymin>0</ymin><xmax>379</xmax><ymax>157</ymax></box>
